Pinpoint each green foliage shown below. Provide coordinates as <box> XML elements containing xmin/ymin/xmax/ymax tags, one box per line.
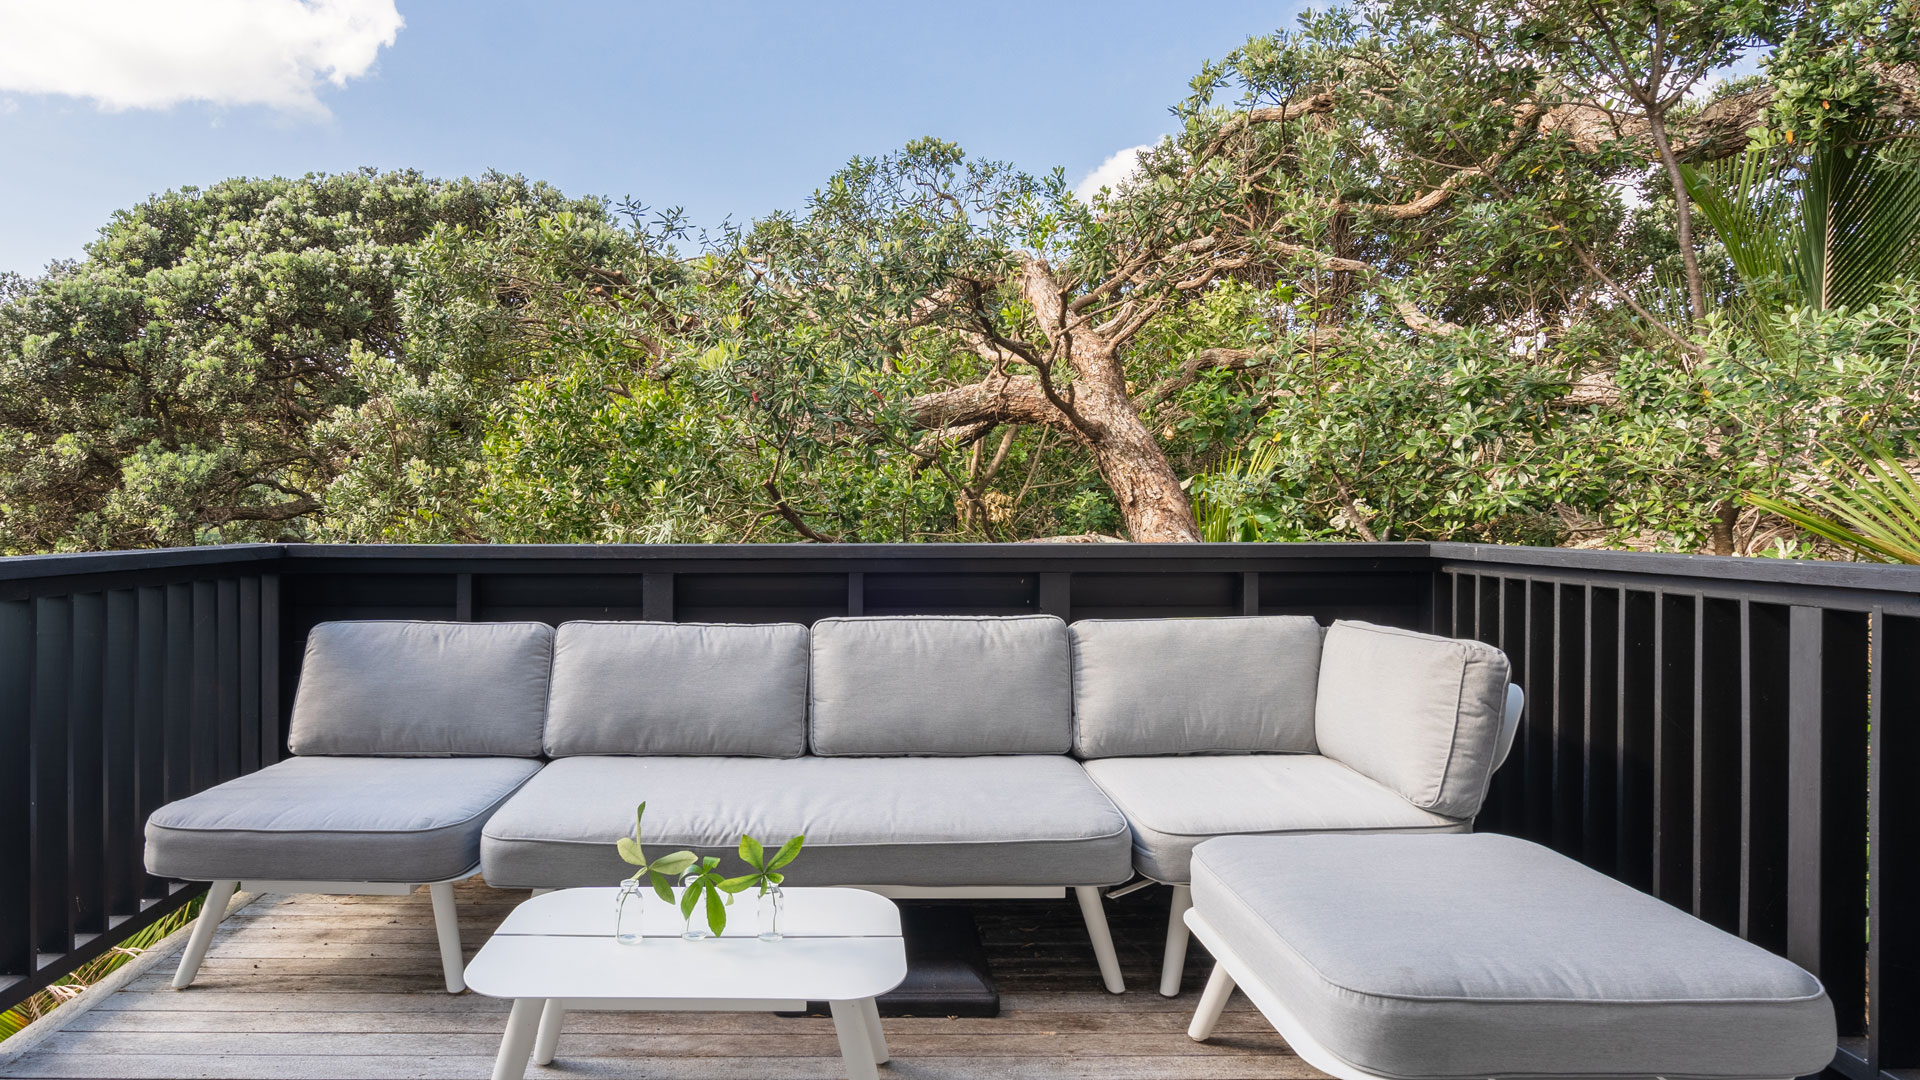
<box><xmin>720</xmin><ymin>833</ymin><xmax>806</xmax><ymax>898</ymax></box>
<box><xmin>1748</xmin><ymin>440</ymin><xmax>1920</xmax><ymax>563</ymax></box>
<box><xmin>615</xmin><ymin>802</ymin><xmax>805</xmax><ymax>935</ymax></box>
<box><xmin>0</xmin><ymin>896</ymin><xmax>204</xmax><ymax>1041</ymax></box>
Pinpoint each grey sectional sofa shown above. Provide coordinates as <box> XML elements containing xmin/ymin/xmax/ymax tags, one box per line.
<box><xmin>146</xmin><ymin>612</ymin><xmax>1520</xmax><ymax>1000</ymax></box>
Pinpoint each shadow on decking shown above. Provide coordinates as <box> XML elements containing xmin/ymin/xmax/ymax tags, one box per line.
<box><xmin>0</xmin><ymin>879</ymin><xmax>1321</xmax><ymax>1080</ymax></box>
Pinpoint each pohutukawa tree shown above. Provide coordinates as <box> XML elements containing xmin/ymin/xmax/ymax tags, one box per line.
<box><xmin>722</xmin><ymin>1</ymin><xmax>1918</xmax><ymax>542</ymax></box>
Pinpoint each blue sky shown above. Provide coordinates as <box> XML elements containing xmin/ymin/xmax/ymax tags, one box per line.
<box><xmin>0</xmin><ymin>1</ymin><xmax>1307</xmax><ymax>277</ymax></box>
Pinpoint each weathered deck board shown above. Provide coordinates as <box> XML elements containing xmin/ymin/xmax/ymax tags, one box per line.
<box><xmin>1</xmin><ymin>880</ymin><xmax>1322</xmax><ymax>1080</ymax></box>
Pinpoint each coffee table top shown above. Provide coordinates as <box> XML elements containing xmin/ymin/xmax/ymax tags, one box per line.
<box><xmin>465</xmin><ymin>886</ymin><xmax>906</xmax><ymax>1004</ymax></box>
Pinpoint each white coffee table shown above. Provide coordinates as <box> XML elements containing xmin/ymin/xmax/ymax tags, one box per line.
<box><xmin>466</xmin><ymin>886</ymin><xmax>907</xmax><ymax>1080</ymax></box>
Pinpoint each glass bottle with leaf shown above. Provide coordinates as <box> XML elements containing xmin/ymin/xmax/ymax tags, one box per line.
<box><xmin>722</xmin><ymin>834</ymin><xmax>805</xmax><ymax>941</ymax></box>
<box><xmin>613</xmin><ymin>802</ymin><xmax>699</xmax><ymax>944</ymax></box>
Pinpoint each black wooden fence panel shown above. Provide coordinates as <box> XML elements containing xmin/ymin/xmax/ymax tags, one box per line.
<box><xmin>1</xmin><ymin>539</ymin><xmax>1916</xmax><ymax>1080</ymax></box>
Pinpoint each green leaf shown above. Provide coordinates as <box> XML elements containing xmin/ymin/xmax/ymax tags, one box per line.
<box><xmin>719</xmin><ymin>875</ymin><xmax>756</xmax><ymax>894</ymax></box>
<box><xmin>766</xmin><ymin>834</ymin><xmax>806</xmax><ymax>870</ymax></box>
<box><xmin>616</xmin><ymin>836</ymin><xmax>646</xmax><ymax>866</ymax></box>
<box><xmin>649</xmin><ymin>850</ymin><xmax>698</xmax><ymax>876</ymax></box>
<box><xmin>648</xmin><ymin>869</ymin><xmax>675</xmax><ymax>905</ymax></box>
<box><xmin>738</xmin><ymin>834</ymin><xmax>766</xmax><ymax>870</ymax></box>
<box><xmin>680</xmin><ymin>882</ymin><xmax>702</xmax><ymax>918</ymax></box>
<box><xmin>705</xmin><ymin>884</ymin><xmax>727</xmax><ymax>935</ymax></box>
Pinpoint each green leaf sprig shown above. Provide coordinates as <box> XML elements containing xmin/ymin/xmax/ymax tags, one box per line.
<box><xmin>616</xmin><ymin>801</ymin><xmax>701</xmax><ymax>901</ymax></box>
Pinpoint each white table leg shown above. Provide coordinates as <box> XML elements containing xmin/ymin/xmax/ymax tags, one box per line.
<box><xmin>830</xmin><ymin>1000</ymin><xmax>881</xmax><ymax>1080</ymax></box>
<box><xmin>531</xmin><ymin>999</ymin><xmax>564</xmax><ymax>1065</ymax></box>
<box><xmin>857</xmin><ymin>996</ymin><xmax>889</xmax><ymax>1064</ymax></box>
<box><xmin>491</xmin><ymin>998</ymin><xmax>542</xmax><ymax>1080</ymax></box>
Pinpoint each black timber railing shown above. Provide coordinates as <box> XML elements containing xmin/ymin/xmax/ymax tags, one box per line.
<box><xmin>0</xmin><ymin>540</ymin><xmax>1912</xmax><ymax>1079</ymax></box>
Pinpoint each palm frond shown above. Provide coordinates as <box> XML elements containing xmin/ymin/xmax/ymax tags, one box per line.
<box><xmin>1194</xmin><ymin>438</ymin><xmax>1284</xmax><ymax>543</ymax></box>
<box><xmin>1746</xmin><ymin>441</ymin><xmax>1920</xmax><ymax>564</ymax></box>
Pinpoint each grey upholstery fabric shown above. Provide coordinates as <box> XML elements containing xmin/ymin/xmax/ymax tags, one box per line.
<box><xmin>480</xmin><ymin>754</ymin><xmax>1130</xmax><ymax>888</ymax></box>
<box><xmin>546</xmin><ymin>621</ymin><xmax>808</xmax><ymax>758</ymax></box>
<box><xmin>808</xmin><ymin>615</ymin><xmax>1072</xmax><ymax>756</ymax></box>
<box><xmin>1191</xmin><ymin>833</ymin><xmax>1835</xmax><ymax>1080</ymax></box>
<box><xmin>1082</xmin><ymin>754</ymin><xmax>1462</xmax><ymax>882</ymax></box>
<box><xmin>287</xmin><ymin>621</ymin><xmax>553</xmax><ymax>758</ymax></box>
<box><xmin>145</xmin><ymin>756</ymin><xmax>541</xmax><ymax>882</ymax></box>
<box><xmin>1313</xmin><ymin>620</ymin><xmax>1509</xmax><ymax>819</ymax></box>
<box><xmin>1070</xmin><ymin>616</ymin><xmax>1322</xmax><ymax>758</ymax></box>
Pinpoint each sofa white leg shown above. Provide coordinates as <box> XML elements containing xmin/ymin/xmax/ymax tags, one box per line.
<box><xmin>1187</xmin><ymin>961</ymin><xmax>1236</xmax><ymax>1041</ymax></box>
<box><xmin>1073</xmin><ymin>885</ymin><xmax>1126</xmax><ymax>994</ymax></box>
<box><xmin>429</xmin><ymin>880</ymin><xmax>465</xmax><ymax>993</ymax></box>
<box><xmin>171</xmin><ymin>879</ymin><xmax>237</xmax><ymax>990</ymax></box>
<box><xmin>1160</xmin><ymin>884</ymin><xmax>1193</xmax><ymax>997</ymax></box>
<box><xmin>531</xmin><ymin>999</ymin><xmax>564</xmax><ymax>1065</ymax></box>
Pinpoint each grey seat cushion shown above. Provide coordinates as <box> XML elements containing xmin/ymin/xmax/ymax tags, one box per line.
<box><xmin>1191</xmin><ymin>833</ymin><xmax>1835</xmax><ymax>1080</ymax></box>
<box><xmin>1082</xmin><ymin>755</ymin><xmax>1463</xmax><ymax>882</ymax></box>
<box><xmin>480</xmin><ymin>755</ymin><xmax>1131</xmax><ymax>888</ymax></box>
<box><xmin>546</xmin><ymin>621</ymin><xmax>809</xmax><ymax>757</ymax></box>
<box><xmin>1314</xmin><ymin>620</ymin><xmax>1510</xmax><ymax>819</ymax></box>
<box><xmin>1070</xmin><ymin>616</ymin><xmax>1323</xmax><ymax>758</ymax></box>
<box><xmin>288</xmin><ymin>621</ymin><xmax>554</xmax><ymax>757</ymax></box>
<box><xmin>145</xmin><ymin>756</ymin><xmax>542</xmax><ymax>883</ymax></box>
<box><xmin>809</xmin><ymin>615</ymin><xmax>1072</xmax><ymax>756</ymax></box>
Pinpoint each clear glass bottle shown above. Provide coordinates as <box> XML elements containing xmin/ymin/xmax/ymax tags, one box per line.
<box><xmin>679</xmin><ymin>870</ymin><xmax>710</xmax><ymax>940</ymax></box>
<box><xmin>756</xmin><ymin>883</ymin><xmax>785</xmax><ymax>942</ymax></box>
<box><xmin>614</xmin><ymin>877</ymin><xmax>643</xmax><ymax>945</ymax></box>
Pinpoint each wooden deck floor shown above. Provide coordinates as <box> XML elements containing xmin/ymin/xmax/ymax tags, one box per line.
<box><xmin>0</xmin><ymin>880</ymin><xmax>1321</xmax><ymax>1080</ymax></box>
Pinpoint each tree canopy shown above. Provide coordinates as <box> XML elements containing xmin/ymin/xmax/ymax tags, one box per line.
<box><xmin>4</xmin><ymin>0</ymin><xmax>1918</xmax><ymax>554</ymax></box>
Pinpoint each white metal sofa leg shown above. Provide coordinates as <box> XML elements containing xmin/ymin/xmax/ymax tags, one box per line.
<box><xmin>1160</xmin><ymin>883</ymin><xmax>1193</xmax><ymax>997</ymax></box>
<box><xmin>170</xmin><ymin>879</ymin><xmax>238</xmax><ymax>989</ymax></box>
<box><xmin>429</xmin><ymin>880</ymin><xmax>466</xmax><ymax>993</ymax></box>
<box><xmin>1187</xmin><ymin>961</ymin><xmax>1236</xmax><ymax>1040</ymax></box>
<box><xmin>1073</xmin><ymin>885</ymin><xmax>1126</xmax><ymax>994</ymax></box>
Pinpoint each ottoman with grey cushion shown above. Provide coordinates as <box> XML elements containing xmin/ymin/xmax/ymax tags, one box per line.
<box><xmin>479</xmin><ymin>616</ymin><xmax>1136</xmax><ymax>992</ymax></box>
<box><xmin>146</xmin><ymin>621</ymin><xmax>552</xmax><ymax>993</ymax></box>
<box><xmin>1184</xmin><ymin>833</ymin><xmax>1836</xmax><ymax>1080</ymax></box>
<box><xmin>1074</xmin><ymin>618</ymin><xmax>1524</xmax><ymax>994</ymax></box>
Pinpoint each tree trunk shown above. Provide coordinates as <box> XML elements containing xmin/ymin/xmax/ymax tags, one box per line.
<box><xmin>1071</xmin><ymin>364</ymin><xmax>1201</xmax><ymax>543</ymax></box>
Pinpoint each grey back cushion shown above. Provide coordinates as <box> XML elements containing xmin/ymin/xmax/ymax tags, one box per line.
<box><xmin>287</xmin><ymin>621</ymin><xmax>553</xmax><ymax>758</ymax></box>
<box><xmin>1070</xmin><ymin>616</ymin><xmax>1324</xmax><ymax>758</ymax></box>
<box><xmin>546</xmin><ymin>621</ymin><xmax>809</xmax><ymax>758</ymax></box>
<box><xmin>1314</xmin><ymin>620</ymin><xmax>1511</xmax><ymax>820</ymax></box>
<box><xmin>809</xmin><ymin>615</ymin><xmax>1072</xmax><ymax>755</ymax></box>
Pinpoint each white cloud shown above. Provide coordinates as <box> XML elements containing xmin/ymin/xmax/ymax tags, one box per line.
<box><xmin>0</xmin><ymin>0</ymin><xmax>403</xmax><ymax>118</ymax></box>
<box><xmin>1073</xmin><ymin>143</ymin><xmax>1156</xmax><ymax>202</ymax></box>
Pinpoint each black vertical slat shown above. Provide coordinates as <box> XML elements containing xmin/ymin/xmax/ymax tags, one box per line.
<box><xmin>259</xmin><ymin>574</ymin><xmax>281</xmax><ymax>765</ymax></box>
<box><xmin>191</xmin><ymin>580</ymin><xmax>219</xmax><ymax>793</ymax></box>
<box><xmin>1523</xmin><ymin>581</ymin><xmax>1555</xmax><ymax>844</ymax></box>
<box><xmin>1583</xmin><ymin>587</ymin><xmax>1621</xmax><ymax>876</ymax></box>
<box><xmin>102</xmin><ymin>590</ymin><xmax>139</xmax><ymax>918</ymax></box>
<box><xmin>1787</xmin><ymin>606</ymin><xmax>1869</xmax><ymax>1041</ymax></box>
<box><xmin>847</xmin><ymin>572</ymin><xmax>865</xmax><ymax>616</ymax></box>
<box><xmin>67</xmin><ymin>592</ymin><xmax>107</xmax><ymax>938</ymax></box>
<box><xmin>163</xmin><ymin>583</ymin><xmax>192</xmax><ymax>804</ymax></box>
<box><xmin>1695</xmin><ymin>596</ymin><xmax>1742</xmax><ymax>932</ymax></box>
<box><xmin>643</xmin><ymin>572</ymin><xmax>674</xmax><ymax>622</ymax></box>
<box><xmin>1870</xmin><ymin>611</ymin><xmax>1920</xmax><ymax>1071</ymax></box>
<box><xmin>1741</xmin><ymin>602</ymin><xmax>1791</xmax><ymax>952</ymax></box>
<box><xmin>1653</xmin><ymin>593</ymin><xmax>1696</xmax><ymax>905</ymax></box>
<box><xmin>1489</xmin><ymin>578</ymin><xmax>1527</xmax><ymax>836</ymax></box>
<box><xmin>1552</xmin><ymin>584</ymin><xmax>1585</xmax><ymax>856</ymax></box>
<box><xmin>1038</xmin><ymin>573</ymin><xmax>1071</xmax><ymax>622</ymax></box>
<box><xmin>216</xmin><ymin>578</ymin><xmax>240</xmax><ymax>784</ymax></box>
<box><xmin>1619</xmin><ymin>590</ymin><xmax>1657</xmax><ymax>892</ymax></box>
<box><xmin>0</xmin><ymin>600</ymin><xmax>33</xmax><ymax>975</ymax></box>
<box><xmin>1476</xmin><ymin>574</ymin><xmax>1499</xmax><ymax>646</ymax></box>
<box><xmin>454</xmin><ymin>573</ymin><xmax>474</xmax><ymax>622</ymax></box>
<box><xmin>1449</xmin><ymin>571</ymin><xmax>1466</xmax><ymax>637</ymax></box>
<box><xmin>238</xmin><ymin>577</ymin><xmax>260</xmax><ymax>774</ymax></box>
<box><xmin>31</xmin><ymin>595</ymin><xmax>74</xmax><ymax>958</ymax></box>
<box><xmin>136</xmin><ymin>587</ymin><xmax>169</xmax><ymax>899</ymax></box>
<box><xmin>1244</xmin><ymin>571</ymin><xmax>1261</xmax><ymax>617</ymax></box>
